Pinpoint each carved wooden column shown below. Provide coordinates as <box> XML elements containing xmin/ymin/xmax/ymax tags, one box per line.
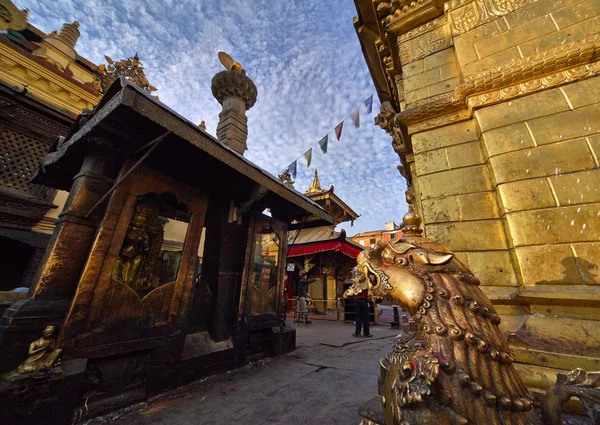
<box><xmin>30</xmin><ymin>155</ymin><xmax>116</xmax><ymax>299</ymax></box>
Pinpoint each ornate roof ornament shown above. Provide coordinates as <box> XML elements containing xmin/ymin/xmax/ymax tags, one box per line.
<box><xmin>306</xmin><ymin>169</ymin><xmax>323</xmax><ymax>194</ymax></box>
<box><xmin>53</xmin><ymin>21</ymin><xmax>80</xmax><ymax>50</ymax></box>
<box><xmin>277</xmin><ymin>169</ymin><xmax>295</xmax><ymax>189</ymax></box>
<box><xmin>94</xmin><ymin>54</ymin><xmax>158</xmax><ymax>96</ymax></box>
<box><xmin>401</xmin><ymin>210</ymin><xmax>423</xmax><ymax>236</ymax></box>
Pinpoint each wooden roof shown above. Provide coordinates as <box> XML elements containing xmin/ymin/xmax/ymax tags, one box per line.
<box><xmin>34</xmin><ymin>78</ymin><xmax>333</xmax><ymax>227</ymax></box>
<box><xmin>303</xmin><ymin>170</ymin><xmax>359</xmax><ymax>225</ymax></box>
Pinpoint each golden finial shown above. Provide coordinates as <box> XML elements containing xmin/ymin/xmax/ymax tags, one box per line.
<box><xmin>306</xmin><ymin>169</ymin><xmax>323</xmax><ymax>194</ymax></box>
<box><xmin>53</xmin><ymin>21</ymin><xmax>81</xmax><ymax>50</ymax></box>
<box><xmin>218</xmin><ymin>51</ymin><xmax>245</xmax><ymax>75</ymax></box>
<box><xmin>402</xmin><ymin>211</ymin><xmax>423</xmax><ymax>235</ymax></box>
<box><xmin>199</xmin><ymin>120</ymin><xmax>206</xmax><ymax>131</ymax></box>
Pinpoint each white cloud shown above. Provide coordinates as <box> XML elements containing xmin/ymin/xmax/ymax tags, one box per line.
<box><xmin>17</xmin><ymin>0</ymin><xmax>408</xmax><ymax>234</ymax></box>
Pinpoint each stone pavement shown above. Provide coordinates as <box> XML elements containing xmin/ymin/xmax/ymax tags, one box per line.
<box><xmin>84</xmin><ymin>321</ymin><xmax>399</xmax><ymax>425</ymax></box>
<box><xmin>305</xmin><ymin>304</ymin><xmax>398</xmax><ymax>324</ymax></box>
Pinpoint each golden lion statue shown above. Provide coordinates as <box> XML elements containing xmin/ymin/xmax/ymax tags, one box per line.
<box><xmin>345</xmin><ymin>211</ymin><xmax>598</xmax><ymax>425</ymax></box>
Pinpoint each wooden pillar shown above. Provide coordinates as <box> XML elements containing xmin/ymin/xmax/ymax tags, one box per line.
<box><xmin>200</xmin><ymin>197</ymin><xmax>248</xmax><ymax>342</ymax></box>
<box><xmin>0</xmin><ymin>155</ymin><xmax>115</xmax><ymax>373</ymax></box>
<box><xmin>30</xmin><ymin>155</ymin><xmax>116</xmax><ymax>300</ymax></box>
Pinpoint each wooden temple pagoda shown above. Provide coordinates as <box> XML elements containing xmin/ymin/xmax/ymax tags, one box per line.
<box><xmin>285</xmin><ymin>170</ymin><xmax>361</xmax><ymax>315</ymax></box>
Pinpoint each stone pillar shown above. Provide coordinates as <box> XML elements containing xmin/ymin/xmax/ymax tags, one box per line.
<box><xmin>211</xmin><ymin>70</ymin><xmax>257</xmax><ymax>155</ymax></box>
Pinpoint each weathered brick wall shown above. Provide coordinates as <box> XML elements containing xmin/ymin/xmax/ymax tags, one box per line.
<box><xmin>410</xmin><ymin>120</ymin><xmax>518</xmax><ymax>288</ymax></box>
<box><xmin>404</xmin><ymin>48</ymin><xmax>461</xmax><ymax>103</ymax></box>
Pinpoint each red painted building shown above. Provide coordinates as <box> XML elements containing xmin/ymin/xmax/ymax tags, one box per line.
<box><xmin>351</xmin><ymin>222</ymin><xmax>404</xmax><ymax>248</ymax></box>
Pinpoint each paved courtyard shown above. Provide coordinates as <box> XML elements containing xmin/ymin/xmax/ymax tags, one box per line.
<box><xmin>85</xmin><ymin>320</ymin><xmax>398</xmax><ymax>425</ymax></box>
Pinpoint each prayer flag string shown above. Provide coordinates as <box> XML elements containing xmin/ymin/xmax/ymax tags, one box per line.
<box><xmin>281</xmin><ymin>94</ymin><xmax>374</xmax><ymax>176</ymax></box>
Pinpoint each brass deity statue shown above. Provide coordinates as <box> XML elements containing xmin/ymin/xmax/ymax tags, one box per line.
<box><xmin>16</xmin><ymin>325</ymin><xmax>62</xmax><ymax>375</ymax></box>
<box><xmin>345</xmin><ymin>211</ymin><xmax>598</xmax><ymax>425</ymax></box>
<box><xmin>113</xmin><ymin>200</ymin><xmax>164</xmax><ymax>296</ymax></box>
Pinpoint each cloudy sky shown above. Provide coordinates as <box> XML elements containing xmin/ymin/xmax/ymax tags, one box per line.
<box><xmin>18</xmin><ymin>0</ymin><xmax>408</xmax><ymax>235</ymax></box>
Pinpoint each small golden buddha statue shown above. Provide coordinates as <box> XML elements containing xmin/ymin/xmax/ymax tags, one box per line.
<box><xmin>17</xmin><ymin>325</ymin><xmax>62</xmax><ymax>375</ymax></box>
<box><xmin>113</xmin><ymin>202</ymin><xmax>155</xmax><ymax>288</ymax></box>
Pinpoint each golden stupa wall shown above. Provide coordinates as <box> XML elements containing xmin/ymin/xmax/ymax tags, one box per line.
<box><xmin>358</xmin><ymin>0</ymin><xmax>600</xmax><ymax>394</ymax></box>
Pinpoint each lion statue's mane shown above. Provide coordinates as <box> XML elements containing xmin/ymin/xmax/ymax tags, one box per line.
<box><xmin>345</xmin><ymin>212</ymin><xmax>537</xmax><ymax>425</ymax></box>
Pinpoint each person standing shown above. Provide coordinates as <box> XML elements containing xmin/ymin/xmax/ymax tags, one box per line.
<box><xmin>298</xmin><ymin>271</ymin><xmax>316</xmax><ymax>324</ymax></box>
<box><xmin>349</xmin><ymin>269</ymin><xmax>372</xmax><ymax>338</ymax></box>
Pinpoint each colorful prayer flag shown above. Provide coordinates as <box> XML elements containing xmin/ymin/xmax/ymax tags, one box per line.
<box><xmin>350</xmin><ymin>108</ymin><xmax>360</xmax><ymax>128</ymax></box>
<box><xmin>364</xmin><ymin>95</ymin><xmax>373</xmax><ymax>114</ymax></box>
<box><xmin>335</xmin><ymin>121</ymin><xmax>344</xmax><ymax>141</ymax></box>
<box><xmin>289</xmin><ymin>160</ymin><xmax>297</xmax><ymax>179</ymax></box>
<box><xmin>318</xmin><ymin>135</ymin><xmax>328</xmax><ymax>154</ymax></box>
<box><xmin>304</xmin><ymin>148</ymin><xmax>313</xmax><ymax>168</ymax></box>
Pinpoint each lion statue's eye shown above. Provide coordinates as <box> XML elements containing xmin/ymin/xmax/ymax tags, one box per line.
<box><xmin>396</xmin><ymin>257</ymin><xmax>408</xmax><ymax>266</ymax></box>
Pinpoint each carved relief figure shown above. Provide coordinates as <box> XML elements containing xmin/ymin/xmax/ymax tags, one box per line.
<box><xmin>113</xmin><ymin>199</ymin><xmax>163</xmax><ymax>297</ymax></box>
<box><xmin>16</xmin><ymin>325</ymin><xmax>62</xmax><ymax>375</ymax></box>
<box><xmin>375</xmin><ymin>101</ymin><xmax>405</xmax><ymax>156</ymax></box>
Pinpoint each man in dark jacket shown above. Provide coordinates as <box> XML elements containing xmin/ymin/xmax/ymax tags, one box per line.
<box><xmin>298</xmin><ymin>271</ymin><xmax>316</xmax><ymax>324</ymax></box>
<box><xmin>350</xmin><ymin>269</ymin><xmax>372</xmax><ymax>338</ymax></box>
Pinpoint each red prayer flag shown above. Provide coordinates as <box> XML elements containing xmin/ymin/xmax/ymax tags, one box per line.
<box><xmin>335</xmin><ymin>121</ymin><xmax>344</xmax><ymax>141</ymax></box>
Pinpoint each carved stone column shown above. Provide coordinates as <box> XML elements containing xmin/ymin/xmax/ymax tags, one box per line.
<box><xmin>211</xmin><ymin>70</ymin><xmax>257</xmax><ymax>155</ymax></box>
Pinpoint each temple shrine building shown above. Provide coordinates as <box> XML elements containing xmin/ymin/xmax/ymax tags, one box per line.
<box><xmin>0</xmin><ymin>0</ymin><xmax>100</xmax><ymax>305</ymax></box>
<box><xmin>351</xmin><ymin>221</ymin><xmax>404</xmax><ymax>248</ymax></box>
<box><xmin>0</xmin><ymin>0</ymin><xmax>209</xmax><ymax>320</ymax></box>
<box><xmin>284</xmin><ymin>170</ymin><xmax>362</xmax><ymax>314</ymax></box>
<box><xmin>0</xmin><ymin>2</ymin><xmax>336</xmax><ymax>422</ymax></box>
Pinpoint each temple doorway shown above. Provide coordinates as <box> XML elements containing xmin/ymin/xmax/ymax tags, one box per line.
<box><xmin>0</xmin><ymin>236</ymin><xmax>33</xmax><ymax>292</ymax></box>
